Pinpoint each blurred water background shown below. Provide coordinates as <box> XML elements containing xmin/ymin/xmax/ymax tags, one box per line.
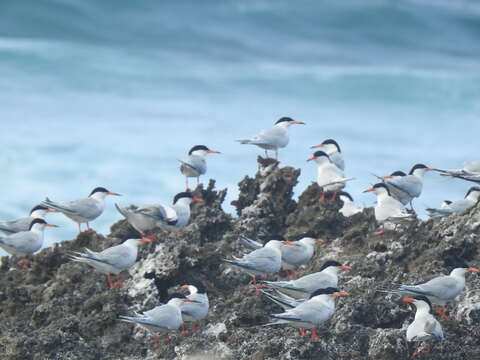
<box><xmin>0</xmin><ymin>0</ymin><xmax>479</xmax><ymax>253</ymax></box>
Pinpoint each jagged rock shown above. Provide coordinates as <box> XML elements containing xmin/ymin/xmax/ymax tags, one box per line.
<box><xmin>0</xmin><ymin>158</ymin><xmax>479</xmax><ymax>359</ymax></box>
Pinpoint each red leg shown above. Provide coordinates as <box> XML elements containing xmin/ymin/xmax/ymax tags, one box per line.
<box><xmin>319</xmin><ymin>193</ymin><xmax>326</xmax><ymax>201</ymax></box>
<box><xmin>310</xmin><ymin>328</ymin><xmax>319</xmax><ymax>340</ymax></box>
<box><xmin>374</xmin><ymin>224</ymin><xmax>385</xmax><ymax>236</ymax></box>
<box><xmin>19</xmin><ymin>258</ymin><xmax>30</xmax><ymax>270</ymax></box>
<box><xmin>151</xmin><ymin>334</ymin><xmax>160</xmax><ymax>348</ymax></box>
<box><xmin>299</xmin><ymin>328</ymin><xmax>307</xmax><ymax>337</ymax></box>
<box><xmin>113</xmin><ymin>274</ymin><xmax>124</xmax><ymax>288</ymax></box>
<box><xmin>412</xmin><ymin>343</ymin><xmax>420</xmax><ymax>357</ymax></box>
<box><xmin>192</xmin><ymin>322</ymin><xmax>198</xmax><ymax>333</ymax></box>
<box><xmin>180</xmin><ymin>323</ymin><xmax>189</xmax><ymax>335</ymax></box>
<box><xmin>330</xmin><ymin>192</ymin><xmax>337</xmax><ymax>202</ymax></box>
<box><xmin>106</xmin><ymin>274</ymin><xmax>114</xmax><ymax>289</ymax></box>
<box><xmin>77</xmin><ymin>223</ymin><xmax>82</xmax><ymax>233</ymax></box>
<box><xmin>436</xmin><ymin>306</ymin><xmax>450</xmax><ymax>320</ymax></box>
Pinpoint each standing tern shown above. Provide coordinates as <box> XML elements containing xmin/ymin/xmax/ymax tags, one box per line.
<box><xmin>383</xmin><ymin>164</ymin><xmax>434</xmax><ymax>211</ymax></box>
<box><xmin>0</xmin><ymin>218</ymin><xmax>58</xmax><ymax>268</ymax></box>
<box><xmin>179</xmin><ymin>145</ymin><xmax>221</xmax><ymax>190</ymax></box>
<box><xmin>120</xmin><ymin>293</ymin><xmax>196</xmax><ymax>345</ymax></box>
<box><xmin>363</xmin><ymin>183</ymin><xmax>415</xmax><ymax>235</ymax></box>
<box><xmin>426</xmin><ymin>187</ymin><xmax>480</xmax><ymax>218</ymax></box>
<box><xmin>237</xmin><ymin>117</ymin><xmax>305</xmax><ymax>160</ymax></box>
<box><xmin>260</xmin><ymin>260</ymin><xmax>351</xmax><ymax>299</ymax></box>
<box><xmin>41</xmin><ymin>187</ymin><xmax>121</xmax><ymax>233</ymax></box>
<box><xmin>118</xmin><ymin>192</ymin><xmax>203</xmax><ymax>236</ymax></box>
<box><xmin>308</xmin><ymin>151</ymin><xmax>349</xmax><ymax>201</ymax></box>
<box><xmin>310</xmin><ymin>139</ymin><xmax>345</xmax><ymax>171</ymax></box>
<box><xmin>0</xmin><ymin>205</ymin><xmax>55</xmax><ymax>235</ymax></box>
<box><xmin>266</xmin><ymin>287</ymin><xmax>349</xmax><ymax>339</ymax></box>
<box><xmin>338</xmin><ymin>191</ymin><xmax>364</xmax><ymax>217</ymax></box>
<box><xmin>179</xmin><ymin>280</ymin><xmax>209</xmax><ymax>333</ymax></box>
<box><xmin>403</xmin><ymin>296</ymin><xmax>444</xmax><ymax>357</ymax></box>
<box><xmin>397</xmin><ymin>264</ymin><xmax>480</xmax><ymax>319</ymax></box>
<box><xmin>69</xmin><ymin>237</ymin><xmax>152</xmax><ymax>289</ymax></box>
<box><xmin>223</xmin><ymin>239</ymin><xmax>295</xmax><ymax>294</ymax></box>
<box><xmin>280</xmin><ymin>233</ymin><xmax>325</xmax><ymax>279</ymax></box>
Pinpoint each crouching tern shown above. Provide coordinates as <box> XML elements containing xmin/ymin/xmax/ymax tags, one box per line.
<box><xmin>0</xmin><ymin>205</ymin><xmax>55</xmax><ymax>235</ymax></box>
<box><xmin>69</xmin><ymin>237</ymin><xmax>152</xmax><ymax>289</ymax></box>
<box><xmin>0</xmin><ymin>218</ymin><xmax>58</xmax><ymax>269</ymax></box>
<box><xmin>179</xmin><ymin>145</ymin><xmax>221</xmax><ymax>190</ymax></box>
<box><xmin>395</xmin><ymin>264</ymin><xmax>480</xmax><ymax>319</ymax></box>
<box><xmin>237</xmin><ymin>117</ymin><xmax>305</xmax><ymax>160</ymax></box>
<box><xmin>427</xmin><ymin>187</ymin><xmax>480</xmax><ymax>218</ymax></box>
<box><xmin>310</xmin><ymin>139</ymin><xmax>345</xmax><ymax>171</ymax></box>
<box><xmin>338</xmin><ymin>191</ymin><xmax>364</xmax><ymax>217</ymax></box>
<box><xmin>119</xmin><ymin>293</ymin><xmax>198</xmax><ymax>346</ymax></box>
<box><xmin>116</xmin><ymin>192</ymin><xmax>203</xmax><ymax>238</ymax></box>
<box><xmin>179</xmin><ymin>280</ymin><xmax>209</xmax><ymax>334</ymax></box>
<box><xmin>403</xmin><ymin>296</ymin><xmax>444</xmax><ymax>357</ymax></box>
<box><xmin>42</xmin><ymin>187</ymin><xmax>121</xmax><ymax>233</ymax></box>
<box><xmin>265</xmin><ymin>287</ymin><xmax>349</xmax><ymax>339</ymax></box>
<box><xmin>260</xmin><ymin>260</ymin><xmax>351</xmax><ymax>299</ymax></box>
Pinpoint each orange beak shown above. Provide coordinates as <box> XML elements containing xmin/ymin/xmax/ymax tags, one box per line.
<box><xmin>45</xmin><ymin>223</ymin><xmax>59</xmax><ymax>227</ymax></box>
<box><xmin>207</xmin><ymin>150</ymin><xmax>221</xmax><ymax>154</ymax></box>
<box><xmin>426</xmin><ymin>167</ymin><xmax>434</xmax><ymax>171</ymax></box>
<box><xmin>140</xmin><ymin>237</ymin><xmax>152</xmax><ymax>243</ymax></box>
<box><xmin>291</xmin><ymin>120</ymin><xmax>305</xmax><ymax>125</ymax></box>
<box><xmin>307</xmin><ymin>156</ymin><xmax>316</xmax><ymax>162</ymax></box>
<box><xmin>282</xmin><ymin>241</ymin><xmax>298</xmax><ymax>246</ymax></box>
<box><xmin>182</xmin><ymin>298</ymin><xmax>194</xmax><ymax>303</ymax></box>
<box><xmin>340</xmin><ymin>265</ymin><xmax>351</xmax><ymax>270</ymax></box>
<box><xmin>310</xmin><ymin>144</ymin><xmax>324</xmax><ymax>149</ymax></box>
<box><xmin>332</xmin><ymin>291</ymin><xmax>349</xmax><ymax>297</ymax></box>
<box><xmin>107</xmin><ymin>191</ymin><xmax>121</xmax><ymax>196</ymax></box>
<box><xmin>468</xmin><ymin>267</ymin><xmax>480</xmax><ymax>273</ymax></box>
<box><xmin>382</xmin><ymin>175</ymin><xmax>393</xmax><ymax>179</ymax></box>
<box><xmin>363</xmin><ymin>188</ymin><xmax>375</xmax><ymax>193</ymax></box>
<box><xmin>403</xmin><ymin>297</ymin><xmax>414</xmax><ymax>303</ymax></box>
<box><xmin>181</xmin><ymin>285</ymin><xmax>190</xmax><ymax>289</ymax></box>
<box><xmin>192</xmin><ymin>198</ymin><xmax>204</xmax><ymax>202</ymax></box>
<box><xmin>315</xmin><ymin>239</ymin><xmax>325</xmax><ymax>243</ymax></box>
<box><xmin>47</xmin><ymin>209</ymin><xmax>57</xmax><ymax>213</ymax></box>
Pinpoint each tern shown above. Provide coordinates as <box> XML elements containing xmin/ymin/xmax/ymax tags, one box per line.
<box><xmin>179</xmin><ymin>280</ymin><xmax>209</xmax><ymax>333</ymax></box>
<box><xmin>69</xmin><ymin>237</ymin><xmax>152</xmax><ymax>289</ymax></box>
<box><xmin>308</xmin><ymin>151</ymin><xmax>349</xmax><ymax>201</ymax></box>
<box><xmin>0</xmin><ymin>205</ymin><xmax>55</xmax><ymax>235</ymax></box>
<box><xmin>237</xmin><ymin>117</ymin><xmax>305</xmax><ymax>160</ymax></box>
<box><xmin>0</xmin><ymin>218</ymin><xmax>58</xmax><ymax>268</ymax></box>
<box><xmin>363</xmin><ymin>183</ymin><xmax>415</xmax><ymax>235</ymax></box>
<box><xmin>397</xmin><ymin>264</ymin><xmax>480</xmax><ymax>319</ymax></box>
<box><xmin>178</xmin><ymin>145</ymin><xmax>221</xmax><ymax>190</ymax></box>
<box><xmin>260</xmin><ymin>260</ymin><xmax>351</xmax><ymax>299</ymax></box>
<box><xmin>266</xmin><ymin>287</ymin><xmax>349</xmax><ymax>339</ymax></box>
<box><xmin>426</xmin><ymin>187</ymin><xmax>480</xmax><ymax>218</ymax></box>
<box><xmin>41</xmin><ymin>187</ymin><xmax>121</xmax><ymax>233</ymax></box>
<box><xmin>338</xmin><ymin>191</ymin><xmax>364</xmax><ymax>217</ymax></box>
<box><xmin>403</xmin><ymin>296</ymin><xmax>444</xmax><ymax>357</ymax></box>
<box><xmin>310</xmin><ymin>139</ymin><xmax>345</xmax><ymax>171</ymax></box>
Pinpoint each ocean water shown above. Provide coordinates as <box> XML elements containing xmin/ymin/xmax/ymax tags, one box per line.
<box><xmin>0</xmin><ymin>0</ymin><xmax>479</xmax><ymax>254</ymax></box>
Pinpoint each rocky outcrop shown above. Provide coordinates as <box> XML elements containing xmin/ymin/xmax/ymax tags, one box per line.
<box><xmin>0</xmin><ymin>159</ymin><xmax>479</xmax><ymax>359</ymax></box>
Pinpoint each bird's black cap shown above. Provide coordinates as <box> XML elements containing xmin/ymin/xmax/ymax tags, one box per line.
<box><xmin>184</xmin><ymin>280</ymin><xmax>207</xmax><ymax>294</ymax></box>
<box><xmin>390</xmin><ymin>171</ymin><xmax>407</xmax><ymax>177</ymax></box>
<box><xmin>173</xmin><ymin>192</ymin><xmax>193</xmax><ymax>204</ymax></box>
<box><xmin>309</xmin><ymin>287</ymin><xmax>340</xmax><ymax>298</ymax></box>
<box><xmin>188</xmin><ymin>145</ymin><xmax>210</xmax><ymax>155</ymax></box>
<box><xmin>409</xmin><ymin>164</ymin><xmax>429</xmax><ymax>175</ymax></box>
<box><xmin>89</xmin><ymin>187</ymin><xmax>110</xmax><ymax>196</ymax></box>
<box><xmin>322</xmin><ymin>139</ymin><xmax>341</xmax><ymax>152</ymax></box>
<box><xmin>29</xmin><ymin>218</ymin><xmax>47</xmax><ymax>230</ymax></box>
<box><xmin>30</xmin><ymin>205</ymin><xmax>49</xmax><ymax>214</ymax></box>
<box><xmin>338</xmin><ymin>191</ymin><xmax>353</xmax><ymax>202</ymax></box>
<box><xmin>275</xmin><ymin>117</ymin><xmax>294</xmax><ymax>125</ymax></box>
<box><xmin>319</xmin><ymin>260</ymin><xmax>342</xmax><ymax>271</ymax></box>
<box><xmin>312</xmin><ymin>150</ymin><xmax>330</xmax><ymax>158</ymax></box>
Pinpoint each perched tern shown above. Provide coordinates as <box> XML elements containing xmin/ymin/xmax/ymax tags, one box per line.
<box><xmin>403</xmin><ymin>296</ymin><xmax>444</xmax><ymax>357</ymax></box>
<box><xmin>120</xmin><ymin>192</ymin><xmax>203</xmax><ymax>235</ymax></box>
<box><xmin>266</xmin><ymin>287</ymin><xmax>349</xmax><ymax>339</ymax></box>
<box><xmin>260</xmin><ymin>260</ymin><xmax>351</xmax><ymax>299</ymax></box>
<box><xmin>363</xmin><ymin>183</ymin><xmax>415</xmax><ymax>235</ymax></box>
<box><xmin>307</xmin><ymin>150</ymin><xmax>348</xmax><ymax>201</ymax></box>
<box><xmin>426</xmin><ymin>187</ymin><xmax>480</xmax><ymax>218</ymax></box>
<box><xmin>41</xmin><ymin>187</ymin><xmax>121</xmax><ymax>233</ymax></box>
<box><xmin>223</xmin><ymin>239</ymin><xmax>295</xmax><ymax>294</ymax></box>
<box><xmin>179</xmin><ymin>280</ymin><xmax>209</xmax><ymax>333</ymax></box>
<box><xmin>0</xmin><ymin>205</ymin><xmax>55</xmax><ymax>235</ymax></box>
<box><xmin>179</xmin><ymin>145</ymin><xmax>221</xmax><ymax>190</ymax></box>
<box><xmin>383</xmin><ymin>164</ymin><xmax>434</xmax><ymax>211</ymax></box>
<box><xmin>375</xmin><ymin>170</ymin><xmax>410</xmax><ymax>206</ymax></box>
<box><xmin>338</xmin><ymin>191</ymin><xmax>364</xmax><ymax>217</ymax></box>
<box><xmin>397</xmin><ymin>264</ymin><xmax>480</xmax><ymax>319</ymax></box>
<box><xmin>0</xmin><ymin>218</ymin><xmax>58</xmax><ymax>268</ymax></box>
<box><xmin>310</xmin><ymin>139</ymin><xmax>345</xmax><ymax>171</ymax></box>
<box><xmin>69</xmin><ymin>237</ymin><xmax>152</xmax><ymax>289</ymax></box>
<box><xmin>237</xmin><ymin>117</ymin><xmax>305</xmax><ymax>160</ymax></box>
<box><xmin>120</xmin><ymin>293</ymin><xmax>195</xmax><ymax>345</ymax></box>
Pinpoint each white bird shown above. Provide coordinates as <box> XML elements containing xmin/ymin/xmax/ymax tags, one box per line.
<box><xmin>179</xmin><ymin>280</ymin><xmax>209</xmax><ymax>333</ymax></box>
<box><xmin>119</xmin><ymin>293</ymin><xmax>195</xmax><ymax>345</ymax></box>
<box><xmin>403</xmin><ymin>296</ymin><xmax>444</xmax><ymax>357</ymax></box>
<box><xmin>338</xmin><ymin>191</ymin><xmax>364</xmax><ymax>217</ymax></box>
<box><xmin>382</xmin><ymin>164</ymin><xmax>434</xmax><ymax>211</ymax></box>
<box><xmin>376</xmin><ymin>170</ymin><xmax>410</xmax><ymax>206</ymax></box>
<box><xmin>119</xmin><ymin>192</ymin><xmax>203</xmax><ymax>236</ymax></box>
<box><xmin>398</xmin><ymin>264</ymin><xmax>480</xmax><ymax>319</ymax></box>
<box><xmin>427</xmin><ymin>187</ymin><xmax>480</xmax><ymax>218</ymax></box>
<box><xmin>179</xmin><ymin>145</ymin><xmax>221</xmax><ymax>190</ymax></box>
<box><xmin>363</xmin><ymin>183</ymin><xmax>415</xmax><ymax>235</ymax></box>
<box><xmin>237</xmin><ymin>117</ymin><xmax>305</xmax><ymax>160</ymax></box>
<box><xmin>260</xmin><ymin>260</ymin><xmax>351</xmax><ymax>299</ymax></box>
<box><xmin>307</xmin><ymin>151</ymin><xmax>349</xmax><ymax>201</ymax></box>
<box><xmin>41</xmin><ymin>187</ymin><xmax>121</xmax><ymax>233</ymax></box>
<box><xmin>69</xmin><ymin>237</ymin><xmax>152</xmax><ymax>289</ymax></box>
<box><xmin>266</xmin><ymin>287</ymin><xmax>349</xmax><ymax>339</ymax></box>
<box><xmin>223</xmin><ymin>239</ymin><xmax>295</xmax><ymax>294</ymax></box>
<box><xmin>0</xmin><ymin>218</ymin><xmax>58</xmax><ymax>268</ymax></box>
<box><xmin>0</xmin><ymin>205</ymin><xmax>55</xmax><ymax>235</ymax></box>
<box><xmin>310</xmin><ymin>139</ymin><xmax>345</xmax><ymax>171</ymax></box>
